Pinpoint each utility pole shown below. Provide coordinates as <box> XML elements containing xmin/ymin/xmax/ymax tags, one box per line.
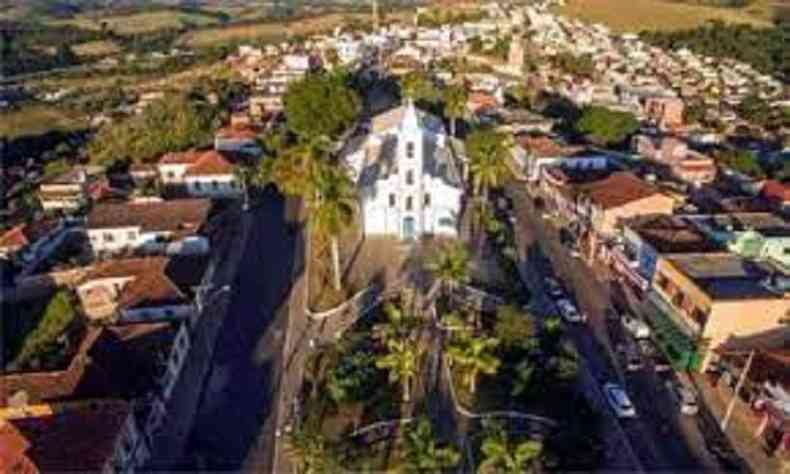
<box><xmin>720</xmin><ymin>349</ymin><xmax>756</xmax><ymax>432</ymax></box>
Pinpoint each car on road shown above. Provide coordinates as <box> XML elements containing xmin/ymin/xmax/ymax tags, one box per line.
<box><xmin>622</xmin><ymin>314</ymin><xmax>651</xmax><ymax>339</ymax></box>
<box><xmin>545</xmin><ymin>277</ymin><xmax>566</xmax><ymax>299</ymax></box>
<box><xmin>556</xmin><ymin>298</ymin><xmax>586</xmax><ymax>323</ymax></box>
<box><xmin>603</xmin><ymin>382</ymin><xmax>637</xmax><ymax>418</ymax></box>
<box><xmin>665</xmin><ymin>380</ymin><xmax>699</xmax><ymax>415</ymax></box>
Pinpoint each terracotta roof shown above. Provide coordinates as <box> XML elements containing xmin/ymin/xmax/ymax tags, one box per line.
<box><xmin>216</xmin><ymin>125</ymin><xmax>259</xmax><ymax>140</ymax></box>
<box><xmin>0</xmin><ymin>220</ymin><xmax>59</xmax><ymax>250</ymax></box>
<box><xmin>8</xmin><ymin>400</ymin><xmax>130</xmax><ymax>472</ymax></box>
<box><xmin>467</xmin><ymin>92</ymin><xmax>498</xmax><ymax>113</ymax></box>
<box><xmin>158</xmin><ymin>149</ymin><xmax>204</xmax><ymax>165</ymax></box>
<box><xmin>85</xmin><ymin>257</ymin><xmax>186</xmax><ymax>310</ymax></box>
<box><xmin>580</xmin><ymin>172</ymin><xmax>663</xmax><ymax>210</ymax></box>
<box><xmin>87</xmin><ymin>198</ymin><xmax>210</xmax><ymax>232</ymax></box>
<box><xmin>516</xmin><ymin>135</ymin><xmax>583</xmax><ymax>158</ymax></box>
<box><xmin>0</xmin><ymin>422</ymin><xmax>36</xmax><ymax>474</ymax></box>
<box><xmin>183</xmin><ymin>150</ymin><xmax>235</xmax><ymax>177</ymax></box>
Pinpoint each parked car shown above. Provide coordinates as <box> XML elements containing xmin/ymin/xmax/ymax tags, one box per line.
<box><xmin>624</xmin><ymin>341</ymin><xmax>643</xmax><ymax>372</ymax></box>
<box><xmin>621</xmin><ymin>314</ymin><xmax>651</xmax><ymax>339</ymax></box>
<box><xmin>556</xmin><ymin>298</ymin><xmax>586</xmax><ymax>323</ymax></box>
<box><xmin>653</xmin><ymin>352</ymin><xmax>672</xmax><ymax>373</ymax></box>
<box><xmin>545</xmin><ymin>277</ymin><xmax>566</xmax><ymax>299</ymax></box>
<box><xmin>604</xmin><ymin>382</ymin><xmax>637</xmax><ymax>418</ymax></box>
<box><xmin>665</xmin><ymin>380</ymin><xmax>699</xmax><ymax>415</ymax></box>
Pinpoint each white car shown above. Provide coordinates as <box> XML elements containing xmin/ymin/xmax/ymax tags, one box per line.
<box><xmin>604</xmin><ymin>383</ymin><xmax>637</xmax><ymax>418</ymax></box>
<box><xmin>621</xmin><ymin>314</ymin><xmax>651</xmax><ymax>339</ymax></box>
<box><xmin>545</xmin><ymin>277</ymin><xmax>566</xmax><ymax>299</ymax></box>
<box><xmin>556</xmin><ymin>298</ymin><xmax>586</xmax><ymax>323</ymax></box>
<box><xmin>665</xmin><ymin>380</ymin><xmax>699</xmax><ymax>416</ymax></box>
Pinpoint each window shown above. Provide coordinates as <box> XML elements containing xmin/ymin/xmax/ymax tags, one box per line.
<box><xmin>784</xmin><ymin>247</ymin><xmax>790</xmax><ymax>255</ymax></box>
<box><xmin>127</xmin><ymin>231</ymin><xmax>136</xmax><ymax>241</ymax></box>
<box><xmin>424</xmin><ymin>193</ymin><xmax>431</xmax><ymax>207</ymax></box>
<box><xmin>691</xmin><ymin>308</ymin><xmax>708</xmax><ymax>328</ymax></box>
<box><xmin>655</xmin><ymin>273</ymin><xmax>669</xmax><ymax>291</ymax></box>
<box><xmin>406</xmin><ymin>142</ymin><xmax>415</xmax><ymax>159</ymax></box>
<box><xmin>406</xmin><ymin>196</ymin><xmax>413</xmax><ymax>211</ymax></box>
<box><xmin>211</xmin><ymin>181</ymin><xmax>219</xmax><ymax>189</ymax></box>
<box><xmin>389</xmin><ymin>194</ymin><xmax>396</xmax><ymax>207</ymax></box>
<box><xmin>406</xmin><ymin>170</ymin><xmax>414</xmax><ymax>185</ymax></box>
<box><xmin>167</xmin><ymin>172</ymin><xmax>175</xmax><ymax>179</ymax></box>
<box><xmin>194</xmin><ymin>181</ymin><xmax>202</xmax><ymax>190</ymax></box>
<box><xmin>103</xmin><ymin>233</ymin><xmax>114</xmax><ymax>243</ymax></box>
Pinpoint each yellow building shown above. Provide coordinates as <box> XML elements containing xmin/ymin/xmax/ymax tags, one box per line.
<box><xmin>649</xmin><ymin>253</ymin><xmax>790</xmax><ymax>371</ymax></box>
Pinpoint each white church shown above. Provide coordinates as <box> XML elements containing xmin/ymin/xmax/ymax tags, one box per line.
<box><xmin>343</xmin><ymin>100</ymin><xmax>464</xmax><ymax>240</ymax></box>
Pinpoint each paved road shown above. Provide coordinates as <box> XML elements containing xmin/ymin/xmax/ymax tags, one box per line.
<box><xmin>507</xmin><ymin>184</ymin><xmax>723</xmax><ymax>472</ymax></box>
<box><xmin>184</xmin><ymin>188</ymin><xmax>301</xmax><ymax>472</ymax></box>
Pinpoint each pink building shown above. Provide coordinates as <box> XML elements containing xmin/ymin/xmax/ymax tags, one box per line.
<box><xmin>644</xmin><ymin>96</ymin><xmax>684</xmax><ymax>130</ymax></box>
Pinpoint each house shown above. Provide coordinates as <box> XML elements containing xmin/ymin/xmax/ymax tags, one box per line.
<box><xmin>643</xmin><ymin>96</ymin><xmax>684</xmax><ymax>129</ymax></box>
<box><xmin>214</xmin><ymin>125</ymin><xmax>261</xmax><ymax>155</ymax></box>
<box><xmin>0</xmin><ymin>219</ymin><xmax>69</xmax><ymax>267</ymax></box>
<box><xmin>344</xmin><ymin>101</ymin><xmax>463</xmax><ymax>240</ymax></box>
<box><xmin>511</xmin><ymin>134</ymin><xmax>590</xmax><ymax>182</ymax></box>
<box><xmin>37</xmin><ymin>169</ymin><xmax>89</xmax><ymax>212</ymax></box>
<box><xmin>158</xmin><ymin>150</ymin><xmax>241</xmax><ymax>199</ymax></box>
<box><xmin>86</xmin><ymin>198</ymin><xmax>211</xmax><ymax>257</ymax></box>
<box><xmin>612</xmin><ymin>214</ymin><xmax>723</xmax><ymax>291</ymax></box>
<box><xmin>76</xmin><ymin>256</ymin><xmax>206</xmax><ymax>321</ymax></box>
<box><xmin>632</xmin><ymin>135</ymin><xmax>716</xmax><ymax>186</ymax></box>
<box><xmin>648</xmin><ymin>253</ymin><xmax>790</xmax><ymax>371</ymax></box>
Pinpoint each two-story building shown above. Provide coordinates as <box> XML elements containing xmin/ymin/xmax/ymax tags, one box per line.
<box><xmin>37</xmin><ymin>168</ymin><xmax>90</xmax><ymax>212</ymax></box>
<box><xmin>76</xmin><ymin>256</ymin><xmax>206</xmax><ymax>322</ymax></box>
<box><xmin>86</xmin><ymin>199</ymin><xmax>211</xmax><ymax>257</ymax></box>
<box><xmin>157</xmin><ymin>150</ymin><xmax>241</xmax><ymax>199</ymax></box>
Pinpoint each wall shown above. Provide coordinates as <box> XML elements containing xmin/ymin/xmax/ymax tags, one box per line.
<box><xmin>185</xmin><ymin>175</ymin><xmax>241</xmax><ymax>199</ymax></box>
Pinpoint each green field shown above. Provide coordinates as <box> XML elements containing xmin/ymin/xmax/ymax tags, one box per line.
<box><xmin>0</xmin><ymin>105</ymin><xmax>87</xmax><ymax>139</ymax></box>
<box><xmin>50</xmin><ymin>9</ymin><xmax>224</xmax><ymax>34</ymax></box>
<box><xmin>555</xmin><ymin>0</ymin><xmax>774</xmax><ymax>32</ymax></box>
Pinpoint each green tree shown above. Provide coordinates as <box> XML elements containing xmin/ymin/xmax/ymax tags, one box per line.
<box><xmin>684</xmin><ymin>101</ymin><xmax>707</xmax><ymax>125</ymax></box>
<box><xmin>478</xmin><ymin>422</ymin><xmax>543</xmax><ymax>474</ymax></box>
<box><xmin>716</xmin><ymin>149</ymin><xmax>765</xmax><ymax>178</ymax></box>
<box><xmin>494</xmin><ymin>305</ymin><xmax>536</xmax><ymax>349</ymax></box>
<box><xmin>310</xmin><ymin>164</ymin><xmax>356</xmax><ymax>291</ymax></box>
<box><xmin>373</xmin><ymin>302</ymin><xmax>421</xmax><ymax>345</ymax></box>
<box><xmin>443</xmin><ymin>84</ymin><xmax>468</xmax><ymax>137</ymax></box>
<box><xmin>553</xmin><ymin>52</ymin><xmax>595</xmax><ymax>77</ymax></box>
<box><xmin>13</xmin><ymin>291</ymin><xmax>76</xmax><ymax>369</ymax></box>
<box><xmin>574</xmin><ymin>106</ymin><xmax>639</xmax><ymax>146</ymax></box>
<box><xmin>286</xmin><ymin>425</ymin><xmax>340</xmax><ymax>474</ymax></box>
<box><xmin>511</xmin><ymin>359</ymin><xmax>536</xmax><ymax>398</ymax></box>
<box><xmin>283</xmin><ymin>71</ymin><xmax>361</xmax><ymax>141</ymax></box>
<box><xmin>465</xmin><ymin>129</ymin><xmax>513</xmax><ymax>200</ymax></box>
<box><xmin>88</xmin><ymin>94</ymin><xmax>216</xmax><ymax>165</ymax></box>
<box><xmin>402</xmin><ymin>418</ymin><xmax>461</xmax><ymax>473</ymax></box>
<box><xmin>427</xmin><ymin>241</ymin><xmax>471</xmax><ymax>294</ymax></box>
<box><xmin>400</xmin><ymin>71</ymin><xmax>438</xmax><ymax>103</ymax></box>
<box><xmin>376</xmin><ymin>338</ymin><xmax>419</xmax><ymax>403</ymax></box>
<box><xmin>737</xmin><ymin>94</ymin><xmax>773</xmax><ymax>128</ymax></box>
<box><xmin>446</xmin><ymin>333</ymin><xmax>500</xmax><ymax>394</ymax></box>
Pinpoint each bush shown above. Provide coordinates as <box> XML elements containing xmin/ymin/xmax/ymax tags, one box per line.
<box><xmin>13</xmin><ymin>291</ymin><xmax>77</xmax><ymax>369</ymax></box>
<box><xmin>574</xmin><ymin>106</ymin><xmax>639</xmax><ymax>146</ymax></box>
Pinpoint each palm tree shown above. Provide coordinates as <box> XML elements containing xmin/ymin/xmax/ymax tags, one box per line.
<box><xmin>285</xmin><ymin>425</ymin><xmax>340</xmax><ymax>474</ymax></box>
<box><xmin>464</xmin><ymin>128</ymin><xmax>513</xmax><ymax>202</ymax></box>
<box><xmin>426</xmin><ymin>241</ymin><xmax>470</xmax><ymax>295</ymax></box>
<box><xmin>402</xmin><ymin>417</ymin><xmax>461</xmax><ymax>473</ymax></box>
<box><xmin>445</xmin><ymin>334</ymin><xmax>500</xmax><ymax>394</ymax></box>
<box><xmin>310</xmin><ymin>164</ymin><xmax>356</xmax><ymax>291</ymax></box>
<box><xmin>373</xmin><ymin>302</ymin><xmax>420</xmax><ymax>344</ymax></box>
<box><xmin>376</xmin><ymin>338</ymin><xmax>419</xmax><ymax>403</ymax></box>
<box><xmin>233</xmin><ymin>164</ymin><xmax>257</xmax><ymax>210</ymax></box>
<box><xmin>478</xmin><ymin>423</ymin><xmax>543</xmax><ymax>474</ymax></box>
<box><xmin>443</xmin><ymin>84</ymin><xmax>468</xmax><ymax>137</ymax></box>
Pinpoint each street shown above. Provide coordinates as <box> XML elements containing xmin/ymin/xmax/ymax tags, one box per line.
<box><xmin>507</xmin><ymin>184</ymin><xmax>724</xmax><ymax>472</ymax></box>
<box><xmin>185</xmin><ymin>188</ymin><xmax>302</xmax><ymax>472</ymax></box>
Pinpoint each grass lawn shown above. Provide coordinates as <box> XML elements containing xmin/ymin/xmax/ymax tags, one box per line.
<box><xmin>50</xmin><ymin>10</ymin><xmax>223</xmax><ymax>34</ymax></box>
<box><xmin>0</xmin><ymin>105</ymin><xmax>88</xmax><ymax>139</ymax></box>
<box><xmin>555</xmin><ymin>0</ymin><xmax>773</xmax><ymax>32</ymax></box>
<box><xmin>72</xmin><ymin>40</ymin><xmax>121</xmax><ymax>57</ymax></box>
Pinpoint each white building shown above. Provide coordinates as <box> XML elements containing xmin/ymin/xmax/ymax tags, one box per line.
<box><xmin>157</xmin><ymin>150</ymin><xmax>242</xmax><ymax>199</ymax></box>
<box><xmin>344</xmin><ymin>101</ymin><xmax>463</xmax><ymax>240</ymax></box>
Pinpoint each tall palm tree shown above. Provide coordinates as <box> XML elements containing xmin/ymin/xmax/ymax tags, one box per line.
<box><xmin>478</xmin><ymin>423</ymin><xmax>543</xmax><ymax>474</ymax></box>
<box><xmin>464</xmin><ymin>128</ymin><xmax>513</xmax><ymax>202</ymax></box>
<box><xmin>445</xmin><ymin>334</ymin><xmax>500</xmax><ymax>394</ymax></box>
<box><xmin>426</xmin><ymin>241</ymin><xmax>471</xmax><ymax>295</ymax></box>
<box><xmin>310</xmin><ymin>164</ymin><xmax>356</xmax><ymax>291</ymax></box>
<box><xmin>443</xmin><ymin>84</ymin><xmax>468</xmax><ymax>137</ymax></box>
<box><xmin>373</xmin><ymin>302</ymin><xmax>420</xmax><ymax>345</ymax></box>
<box><xmin>285</xmin><ymin>425</ymin><xmax>340</xmax><ymax>474</ymax></box>
<box><xmin>402</xmin><ymin>417</ymin><xmax>461</xmax><ymax>473</ymax></box>
<box><xmin>376</xmin><ymin>338</ymin><xmax>419</xmax><ymax>403</ymax></box>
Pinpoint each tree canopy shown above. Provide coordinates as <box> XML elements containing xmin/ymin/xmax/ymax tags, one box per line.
<box><xmin>283</xmin><ymin>71</ymin><xmax>361</xmax><ymax>141</ymax></box>
<box><xmin>399</xmin><ymin>71</ymin><xmax>439</xmax><ymax>104</ymax></box>
<box><xmin>88</xmin><ymin>93</ymin><xmax>218</xmax><ymax>165</ymax></box>
<box><xmin>574</xmin><ymin>106</ymin><xmax>639</xmax><ymax>146</ymax></box>
<box><xmin>715</xmin><ymin>149</ymin><xmax>765</xmax><ymax>178</ymax></box>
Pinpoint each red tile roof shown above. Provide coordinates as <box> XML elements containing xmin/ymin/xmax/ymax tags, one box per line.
<box><xmin>183</xmin><ymin>150</ymin><xmax>235</xmax><ymax>177</ymax></box>
<box><xmin>580</xmin><ymin>172</ymin><xmax>663</xmax><ymax>210</ymax></box>
<box><xmin>516</xmin><ymin>135</ymin><xmax>584</xmax><ymax>158</ymax></box>
<box><xmin>0</xmin><ymin>422</ymin><xmax>36</xmax><ymax>474</ymax></box>
<box><xmin>8</xmin><ymin>400</ymin><xmax>130</xmax><ymax>472</ymax></box>
<box><xmin>0</xmin><ymin>220</ymin><xmax>59</xmax><ymax>250</ymax></box>
<box><xmin>216</xmin><ymin>125</ymin><xmax>258</xmax><ymax>140</ymax></box>
<box><xmin>87</xmin><ymin>198</ymin><xmax>210</xmax><ymax>233</ymax></box>
<box><xmin>85</xmin><ymin>257</ymin><xmax>186</xmax><ymax>310</ymax></box>
<box><xmin>159</xmin><ymin>149</ymin><xmax>204</xmax><ymax>165</ymax></box>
